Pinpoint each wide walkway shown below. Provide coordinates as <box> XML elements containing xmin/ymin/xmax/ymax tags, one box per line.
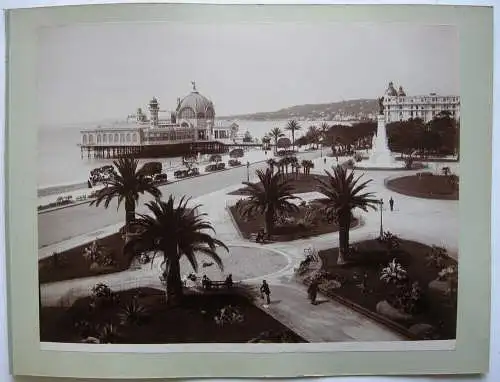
<box><xmin>39</xmin><ymin>156</ymin><xmax>458</xmax><ymax>342</ymax></box>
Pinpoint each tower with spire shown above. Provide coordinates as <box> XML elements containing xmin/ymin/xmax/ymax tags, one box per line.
<box><xmin>148</xmin><ymin>97</ymin><xmax>159</xmax><ymax>129</ymax></box>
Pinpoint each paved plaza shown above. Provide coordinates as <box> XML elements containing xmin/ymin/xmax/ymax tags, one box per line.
<box><xmin>38</xmin><ymin>154</ymin><xmax>458</xmax><ymax>343</ymax></box>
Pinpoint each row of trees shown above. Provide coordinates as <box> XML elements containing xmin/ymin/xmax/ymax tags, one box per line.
<box><xmin>386</xmin><ymin>111</ymin><xmax>459</xmax><ymax>159</ymax></box>
<box><xmin>265</xmin><ymin>157</ymin><xmax>314</xmax><ymax>177</ymax></box>
<box><xmin>89</xmin><ymin>157</ymin><xmax>379</xmax><ymax>307</ymax></box>
<box><xmin>263</xmin><ymin>112</ymin><xmax>458</xmax><ymax>160</ymax></box>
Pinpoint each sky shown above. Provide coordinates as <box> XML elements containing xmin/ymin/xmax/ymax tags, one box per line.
<box><xmin>36</xmin><ymin>22</ymin><xmax>459</xmax><ymax>128</ymax></box>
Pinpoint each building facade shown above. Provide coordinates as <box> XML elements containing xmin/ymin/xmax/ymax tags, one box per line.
<box><xmin>80</xmin><ymin>84</ymin><xmax>238</xmax><ymax>158</ymax></box>
<box><xmin>382</xmin><ymin>81</ymin><xmax>460</xmax><ymax>123</ymax></box>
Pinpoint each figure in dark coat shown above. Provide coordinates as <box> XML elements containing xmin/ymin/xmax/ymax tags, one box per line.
<box><xmin>260</xmin><ymin>280</ymin><xmax>271</xmax><ymax>304</ymax></box>
<box><xmin>307</xmin><ymin>279</ymin><xmax>319</xmax><ymax>305</ymax></box>
<box><xmin>389</xmin><ymin>197</ymin><xmax>394</xmax><ymax>212</ymax></box>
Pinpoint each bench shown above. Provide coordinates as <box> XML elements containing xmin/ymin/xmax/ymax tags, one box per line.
<box><xmin>202</xmin><ymin>280</ymin><xmax>240</xmax><ymax>290</ymax></box>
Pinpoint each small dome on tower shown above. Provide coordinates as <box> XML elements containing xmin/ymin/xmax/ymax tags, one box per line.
<box><xmin>385</xmin><ymin>81</ymin><xmax>398</xmax><ymax>96</ymax></box>
<box><xmin>397</xmin><ymin>86</ymin><xmax>406</xmax><ymax>96</ymax></box>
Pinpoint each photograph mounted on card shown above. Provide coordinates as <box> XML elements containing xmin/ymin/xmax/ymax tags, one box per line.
<box><xmin>4</xmin><ymin>3</ymin><xmax>492</xmax><ymax>379</ymax></box>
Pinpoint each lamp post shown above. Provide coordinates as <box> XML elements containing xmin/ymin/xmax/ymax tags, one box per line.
<box><xmin>320</xmin><ymin>137</ymin><xmax>324</xmax><ymax>158</ymax></box>
<box><xmin>379</xmin><ymin>198</ymin><xmax>384</xmax><ymax>238</ymax></box>
<box><xmin>246</xmin><ymin>161</ymin><xmax>250</xmax><ymax>182</ymax></box>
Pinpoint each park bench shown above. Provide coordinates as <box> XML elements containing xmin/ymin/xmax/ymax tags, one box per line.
<box><xmin>202</xmin><ymin>280</ymin><xmax>237</xmax><ymax>290</ymax></box>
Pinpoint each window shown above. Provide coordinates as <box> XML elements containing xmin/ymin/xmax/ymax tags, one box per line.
<box><xmin>126</xmin><ymin>134</ymin><xmax>131</xmax><ymax>142</ymax></box>
<box><xmin>114</xmin><ymin>133</ymin><xmax>119</xmax><ymax>143</ymax></box>
<box><xmin>97</xmin><ymin>135</ymin><xmax>102</xmax><ymax>144</ymax></box>
<box><xmin>132</xmin><ymin>134</ymin><xmax>138</xmax><ymax>142</ymax></box>
<box><xmin>83</xmin><ymin>135</ymin><xmax>88</xmax><ymax>144</ymax></box>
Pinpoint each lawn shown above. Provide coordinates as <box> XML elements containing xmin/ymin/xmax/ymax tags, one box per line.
<box><xmin>314</xmin><ymin>239</ymin><xmax>457</xmax><ymax>340</ymax></box>
<box><xmin>39</xmin><ymin>287</ymin><xmax>305</xmax><ymax>344</ymax></box>
<box><xmin>386</xmin><ymin>174</ymin><xmax>459</xmax><ymax>200</ymax></box>
<box><xmin>39</xmin><ymin>233</ymin><xmax>130</xmax><ymax>284</ymax></box>
<box><xmin>227</xmin><ymin>173</ymin><xmax>330</xmax><ymax>196</ymax></box>
<box><xmin>229</xmin><ymin>200</ymin><xmax>358</xmax><ymax>242</ymax></box>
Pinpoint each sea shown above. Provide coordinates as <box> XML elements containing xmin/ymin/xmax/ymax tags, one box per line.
<box><xmin>37</xmin><ymin>119</ymin><xmax>334</xmax><ymax>197</ymax></box>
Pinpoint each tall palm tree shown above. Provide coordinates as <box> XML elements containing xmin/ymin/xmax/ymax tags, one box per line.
<box><xmin>90</xmin><ymin>158</ymin><xmax>162</xmax><ymax>229</ymax></box>
<box><xmin>266</xmin><ymin>158</ymin><xmax>277</xmax><ymax>174</ymax></box>
<box><xmin>125</xmin><ymin>197</ymin><xmax>228</xmax><ymax>306</ymax></box>
<box><xmin>238</xmin><ymin>168</ymin><xmax>299</xmax><ymax>236</ymax></box>
<box><xmin>316</xmin><ymin>165</ymin><xmax>379</xmax><ymax>265</ymax></box>
<box><xmin>286</xmin><ymin>120</ymin><xmax>302</xmax><ymax>152</ymax></box>
<box><xmin>301</xmin><ymin>159</ymin><xmax>314</xmax><ymax>175</ymax></box>
<box><xmin>268</xmin><ymin>128</ymin><xmax>285</xmax><ymax>154</ymax></box>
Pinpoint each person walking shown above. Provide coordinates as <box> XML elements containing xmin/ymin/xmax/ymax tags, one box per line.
<box><xmin>389</xmin><ymin>197</ymin><xmax>394</xmax><ymax>212</ymax></box>
<box><xmin>307</xmin><ymin>279</ymin><xmax>319</xmax><ymax>305</ymax></box>
<box><xmin>260</xmin><ymin>280</ymin><xmax>271</xmax><ymax>305</ymax></box>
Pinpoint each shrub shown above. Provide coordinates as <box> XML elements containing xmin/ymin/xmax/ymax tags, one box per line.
<box><xmin>377</xmin><ymin>231</ymin><xmax>400</xmax><ymax>252</ymax></box>
<box><xmin>90</xmin><ymin>283</ymin><xmax>118</xmax><ymax>308</ymax></box>
<box><xmin>380</xmin><ymin>259</ymin><xmax>408</xmax><ymax>285</ymax></box>
<box><xmin>425</xmin><ymin>245</ymin><xmax>448</xmax><ymax>268</ymax></box>
<box><xmin>214</xmin><ymin>305</ymin><xmax>244</xmax><ymax>326</ymax></box>
<box><xmin>97</xmin><ymin>323</ymin><xmax>119</xmax><ymax>344</ymax></box>
<box><xmin>118</xmin><ymin>299</ymin><xmax>149</xmax><ymax>326</ymax></box>
<box><xmin>354</xmin><ymin>152</ymin><xmax>363</xmax><ymax>162</ymax></box>
<box><xmin>392</xmin><ymin>281</ymin><xmax>423</xmax><ymax>314</ymax></box>
<box><xmin>82</xmin><ymin>241</ymin><xmax>114</xmax><ymax>267</ymax></box>
<box><xmin>437</xmin><ymin>265</ymin><xmax>458</xmax><ymax>303</ymax></box>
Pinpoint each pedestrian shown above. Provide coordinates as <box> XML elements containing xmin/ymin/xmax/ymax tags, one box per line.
<box><xmin>307</xmin><ymin>279</ymin><xmax>319</xmax><ymax>305</ymax></box>
<box><xmin>323</xmin><ymin>157</ymin><xmax>326</xmax><ymax>165</ymax></box>
<box><xmin>389</xmin><ymin>197</ymin><xmax>394</xmax><ymax>211</ymax></box>
<box><xmin>260</xmin><ymin>280</ymin><xmax>271</xmax><ymax>305</ymax></box>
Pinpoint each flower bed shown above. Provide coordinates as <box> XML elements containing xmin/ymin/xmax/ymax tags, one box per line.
<box><xmin>227</xmin><ymin>174</ymin><xmax>330</xmax><ymax>196</ymax></box>
<box><xmin>229</xmin><ymin>199</ymin><xmax>358</xmax><ymax>242</ymax></box>
<box><xmin>38</xmin><ymin>233</ymin><xmax>130</xmax><ymax>284</ymax></box>
<box><xmin>385</xmin><ymin>174</ymin><xmax>459</xmax><ymax>200</ymax></box>
<box><xmin>312</xmin><ymin>238</ymin><xmax>457</xmax><ymax>340</ymax></box>
<box><xmin>39</xmin><ymin>287</ymin><xmax>305</xmax><ymax>344</ymax></box>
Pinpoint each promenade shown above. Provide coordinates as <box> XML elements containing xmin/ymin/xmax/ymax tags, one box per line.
<box><xmin>39</xmin><ymin>155</ymin><xmax>458</xmax><ymax>343</ymax></box>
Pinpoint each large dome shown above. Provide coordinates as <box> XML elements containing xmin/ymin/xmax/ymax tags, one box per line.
<box><xmin>177</xmin><ymin>90</ymin><xmax>215</xmax><ymax>120</ymax></box>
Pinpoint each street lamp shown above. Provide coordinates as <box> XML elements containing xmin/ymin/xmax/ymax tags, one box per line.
<box><xmin>379</xmin><ymin>198</ymin><xmax>384</xmax><ymax>238</ymax></box>
<box><xmin>246</xmin><ymin>161</ymin><xmax>250</xmax><ymax>182</ymax></box>
<box><xmin>320</xmin><ymin>137</ymin><xmax>324</xmax><ymax>158</ymax></box>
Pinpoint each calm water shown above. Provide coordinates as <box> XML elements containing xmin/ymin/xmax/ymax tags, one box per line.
<box><xmin>37</xmin><ymin>119</ymin><xmax>330</xmax><ymax>191</ymax></box>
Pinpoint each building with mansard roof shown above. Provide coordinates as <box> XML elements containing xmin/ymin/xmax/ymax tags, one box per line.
<box><xmin>382</xmin><ymin>81</ymin><xmax>460</xmax><ymax>123</ymax></box>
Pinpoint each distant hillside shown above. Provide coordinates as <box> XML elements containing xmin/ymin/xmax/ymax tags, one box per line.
<box><xmin>219</xmin><ymin>99</ymin><xmax>378</xmax><ymax>121</ymax></box>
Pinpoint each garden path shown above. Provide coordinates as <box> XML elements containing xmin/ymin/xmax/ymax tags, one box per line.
<box><xmin>39</xmin><ymin>159</ymin><xmax>458</xmax><ymax>342</ymax></box>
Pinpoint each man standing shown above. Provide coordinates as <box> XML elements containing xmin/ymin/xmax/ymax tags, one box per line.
<box><xmin>389</xmin><ymin>197</ymin><xmax>394</xmax><ymax>212</ymax></box>
<box><xmin>260</xmin><ymin>280</ymin><xmax>271</xmax><ymax>305</ymax></box>
<box><xmin>307</xmin><ymin>279</ymin><xmax>319</xmax><ymax>305</ymax></box>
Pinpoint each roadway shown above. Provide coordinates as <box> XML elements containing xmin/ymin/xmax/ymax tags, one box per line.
<box><xmin>38</xmin><ymin>151</ymin><xmax>321</xmax><ymax>249</ymax></box>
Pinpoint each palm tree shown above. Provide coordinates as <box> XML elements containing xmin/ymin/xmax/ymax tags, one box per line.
<box><xmin>307</xmin><ymin>125</ymin><xmax>320</xmax><ymax>149</ymax></box>
<box><xmin>125</xmin><ymin>197</ymin><xmax>228</xmax><ymax>306</ymax></box>
<box><xmin>316</xmin><ymin>165</ymin><xmax>379</xmax><ymax>265</ymax></box>
<box><xmin>90</xmin><ymin>158</ymin><xmax>162</xmax><ymax>229</ymax></box>
<box><xmin>268</xmin><ymin>128</ymin><xmax>285</xmax><ymax>154</ymax></box>
<box><xmin>238</xmin><ymin>168</ymin><xmax>300</xmax><ymax>236</ymax></box>
<box><xmin>301</xmin><ymin>159</ymin><xmax>314</xmax><ymax>175</ymax></box>
<box><xmin>286</xmin><ymin>120</ymin><xmax>302</xmax><ymax>152</ymax></box>
<box><xmin>266</xmin><ymin>158</ymin><xmax>277</xmax><ymax>174</ymax></box>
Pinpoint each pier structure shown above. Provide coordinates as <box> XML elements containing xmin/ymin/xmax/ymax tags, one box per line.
<box><xmin>79</xmin><ymin>83</ymin><xmax>239</xmax><ymax>159</ymax></box>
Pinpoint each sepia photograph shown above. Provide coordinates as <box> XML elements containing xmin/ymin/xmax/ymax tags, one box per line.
<box><xmin>35</xmin><ymin>20</ymin><xmax>461</xmax><ymax>346</ymax></box>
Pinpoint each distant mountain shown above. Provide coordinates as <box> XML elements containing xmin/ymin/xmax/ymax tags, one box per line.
<box><xmin>218</xmin><ymin>99</ymin><xmax>379</xmax><ymax>121</ymax></box>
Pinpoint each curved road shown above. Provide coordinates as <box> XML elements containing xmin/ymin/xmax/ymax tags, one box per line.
<box><xmin>38</xmin><ymin>152</ymin><xmax>320</xmax><ymax>248</ymax></box>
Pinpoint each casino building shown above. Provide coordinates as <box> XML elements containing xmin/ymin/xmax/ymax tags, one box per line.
<box><xmin>382</xmin><ymin>81</ymin><xmax>460</xmax><ymax>123</ymax></box>
<box><xmin>79</xmin><ymin>83</ymin><xmax>239</xmax><ymax>159</ymax></box>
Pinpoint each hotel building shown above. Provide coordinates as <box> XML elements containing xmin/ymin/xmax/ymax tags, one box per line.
<box><xmin>382</xmin><ymin>81</ymin><xmax>460</xmax><ymax>123</ymax></box>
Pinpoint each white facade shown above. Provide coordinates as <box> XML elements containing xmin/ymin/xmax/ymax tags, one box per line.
<box><xmin>382</xmin><ymin>82</ymin><xmax>460</xmax><ymax>123</ymax></box>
